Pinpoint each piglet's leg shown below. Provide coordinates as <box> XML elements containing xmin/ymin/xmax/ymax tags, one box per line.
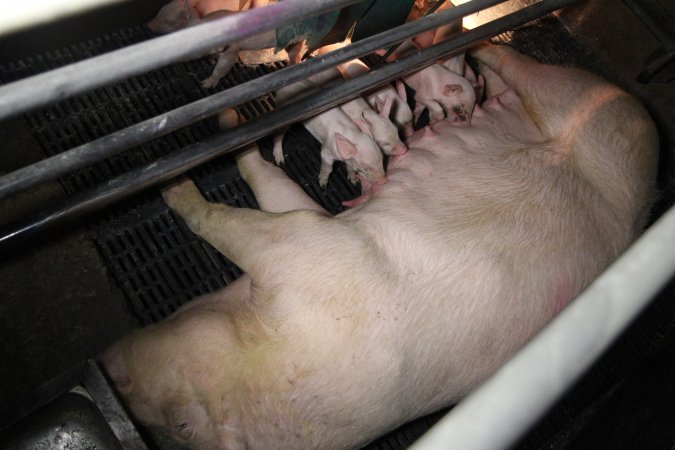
<box><xmin>237</xmin><ymin>148</ymin><xmax>329</xmax><ymax>214</ymax></box>
<box><xmin>162</xmin><ymin>177</ymin><xmax>325</xmax><ymax>280</ymax></box>
<box><xmin>286</xmin><ymin>41</ymin><xmax>307</xmax><ymax>65</ymax></box>
<box><xmin>201</xmin><ymin>47</ymin><xmax>238</xmax><ymax>89</ymax></box>
<box><xmin>318</xmin><ymin>147</ymin><xmax>335</xmax><ymax>188</ymax></box>
<box><xmin>222</xmin><ymin>108</ymin><xmax>320</xmax><ymax>212</ymax></box>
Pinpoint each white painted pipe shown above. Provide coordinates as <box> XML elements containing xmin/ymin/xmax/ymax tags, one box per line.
<box><xmin>0</xmin><ymin>0</ymin><xmax>363</xmax><ymax>120</ymax></box>
<box><xmin>411</xmin><ymin>204</ymin><xmax>675</xmax><ymax>450</ymax></box>
<box><xmin>1</xmin><ymin>0</ymin><xmax>131</xmax><ymax>36</ymax></box>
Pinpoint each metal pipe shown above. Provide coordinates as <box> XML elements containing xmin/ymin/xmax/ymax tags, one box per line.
<box><xmin>621</xmin><ymin>0</ymin><xmax>675</xmax><ymax>83</ymax></box>
<box><xmin>379</xmin><ymin>0</ymin><xmax>452</xmax><ymax>62</ymax></box>
<box><xmin>0</xmin><ymin>0</ymin><xmax>506</xmax><ymax>200</ymax></box>
<box><xmin>621</xmin><ymin>0</ymin><xmax>675</xmax><ymax>50</ymax></box>
<box><xmin>0</xmin><ymin>0</ymin><xmax>579</xmax><ymax>254</ymax></box>
<box><xmin>0</xmin><ymin>0</ymin><xmax>364</xmax><ymax>121</ymax></box>
<box><xmin>81</xmin><ymin>360</ymin><xmax>149</xmax><ymax>450</ymax></box>
<box><xmin>411</xmin><ymin>204</ymin><xmax>675</xmax><ymax>450</ymax></box>
<box><xmin>1</xmin><ymin>0</ymin><xmax>131</xmax><ymax>36</ymax></box>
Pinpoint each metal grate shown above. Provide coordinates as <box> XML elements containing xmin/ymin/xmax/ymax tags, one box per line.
<box><xmin>0</xmin><ymin>25</ymin><xmax>359</xmax><ymax>325</ymax></box>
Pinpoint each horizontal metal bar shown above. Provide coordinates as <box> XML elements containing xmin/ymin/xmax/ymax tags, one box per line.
<box><xmin>621</xmin><ymin>0</ymin><xmax>675</xmax><ymax>83</ymax></box>
<box><xmin>0</xmin><ymin>0</ymin><xmax>363</xmax><ymax>121</ymax></box>
<box><xmin>0</xmin><ymin>0</ymin><xmax>131</xmax><ymax>36</ymax></box>
<box><xmin>82</xmin><ymin>360</ymin><xmax>149</xmax><ymax>450</ymax></box>
<box><xmin>411</xmin><ymin>204</ymin><xmax>675</xmax><ymax>450</ymax></box>
<box><xmin>0</xmin><ymin>0</ymin><xmax>506</xmax><ymax>200</ymax></box>
<box><xmin>621</xmin><ymin>0</ymin><xmax>675</xmax><ymax>49</ymax></box>
<box><xmin>0</xmin><ymin>0</ymin><xmax>578</xmax><ymax>255</ymax></box>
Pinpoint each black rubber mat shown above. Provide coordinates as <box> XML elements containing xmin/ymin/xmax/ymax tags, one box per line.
<box><xmin>2</xmin><ymin>15</ymin><xmax>674</xmax><ymax>450</ymax></box>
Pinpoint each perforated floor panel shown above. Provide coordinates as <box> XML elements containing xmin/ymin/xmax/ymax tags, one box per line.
<box><xmin>0</xmin><ymin>25</ymin><xmax>360</xmax><ymax>325</ymax></box>
<box><xmin>2</xmin><ymin>15</ymin><xmax>675</xmax><ymax>450</ymax></box>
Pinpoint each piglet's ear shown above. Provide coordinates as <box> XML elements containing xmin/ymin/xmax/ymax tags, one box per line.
<box><xmin>373</xmin><ymin>96</ymin><xmax>385</xmax><ymax>114</ymax></box>
<box><xmin>442</xmin><ymin>53</ymin><xmax>465</xmax><ymax>75</ymax></box>
<box><xmin>352</xmin><ymin>117</ymin><xmax>373</xmax><ymax>136</ymax></box>
<box><xmin>334</xmin><ymin>133</ymin><xmax>358</xmax><ymax>159</ymax></box>
<box><xmin>379</xmin><ymin>96</ymin><xmax>393</xmax><ymax>118</ymax></box>
<box><xmin>395</xmin><ymin>80</ymin><xmax>407</xmax><ymax>102</ymax></box>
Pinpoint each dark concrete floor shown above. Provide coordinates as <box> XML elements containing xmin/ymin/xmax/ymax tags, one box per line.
<box><xmin>0</xmin><ymin>0</ymin><xmax>165</xmax><ymax>429</ymax></box>
<box><xmin>0</xmin><ymin>0</ymin><xmax>673</xmax><ymax>448</ymax></box>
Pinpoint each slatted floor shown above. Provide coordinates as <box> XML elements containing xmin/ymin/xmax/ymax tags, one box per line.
<box><xmin>0</xmin><ymin>25</ymin><xmax>360</xmax><ymax>325</ymax></box>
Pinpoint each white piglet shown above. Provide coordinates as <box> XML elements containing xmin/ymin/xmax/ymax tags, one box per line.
<box><xmin>183</xmin><ymin>4</ymin><xmax>277</xmax><ymax>88</ymax></box>
<box><xmin>341</xmin><ymin>95</ymin><xmax>407</xmax><ymax>157</ymax></box>
<box><xmin>404</xmin><ymin>59</ymin><xmax>476</xmax><ymax>124</ymax></box>
<box><xmin>272</xmin><ymin>78</ymin><xmax>386</xmax><ymax>188</ymax></box>
<box><xmin>308</xmin><ymin>68</ymin><xmax>407</xmax><ymax>158</ymax></box>
<box><xmin>338</xmin><ymin>59</ymin><xmax>415</xmax><ymax>137</ymax></box>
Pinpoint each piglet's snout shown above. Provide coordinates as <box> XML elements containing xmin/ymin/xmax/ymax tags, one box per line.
<box><xmin>392</xmin><ymin>143</ymin><xmax>408</xmax><ymax>156</ymax></box>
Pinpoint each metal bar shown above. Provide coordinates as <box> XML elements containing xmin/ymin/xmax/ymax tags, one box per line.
<box><xmin>0</xmin><ymin>0</ymin><xmax>364</xmax><ymax>121</ymax></box>
<box><xmin>621</xmin><ymin>0</ymin><xmax>675</xmax><ymax>49</ymax></box>
<box><xmin>0</xmin><ymin>0</ymin><xmax>131</xmax><ymax>36</ymax></box>
<box><xmin>379</xmin><ymin>0</ymin><xmax>452</xmax><ymax>62</ymax></box>
<box><xmin>0</xmin><ymin>0</ymin><xmax>578</xmax><ymax>255</ymax></box>
<box><xmin>637</xmin><ymin>47</ymin><xmax>675</xmax><ymax>83</ymax></box>
<box><xmin>411</xmin><ymin>205</ymin><xmax>675</xmax><ymax>450</ymax></box>
<box><xmin>621</xmin><ymin>0</ymin><xmax>675</xmax><ymax>82</ymax></box>
<box><xmin>82</xmin><ymin>360</ymin><xmax>149</xmax><ymax>450</ymax></box>
<box><xmin>0</xmin><ymin>0</ymin><xmax>506</xmax><ymax>200</ymax></box>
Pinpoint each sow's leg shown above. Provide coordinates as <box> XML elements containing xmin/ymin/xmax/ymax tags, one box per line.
<box><xmin>219</xmin><ymin>107</ymin><xmax>329</xmax><ymax>214</ymax></box>
<box><xmin>161</xmin><ymin>177</ymin><xmax>328</xmax><ymax>282</ymax></box>
<box><xmin>237</xmin><ymin>148</ymin><xmax>329</xmax><ymax>214</ymax></box>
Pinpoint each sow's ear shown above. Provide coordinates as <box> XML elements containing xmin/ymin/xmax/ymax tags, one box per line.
<box><xmin>98</xmin><ymin>346</ymin><xmax>133</xmax><ymax>395</ymax></box>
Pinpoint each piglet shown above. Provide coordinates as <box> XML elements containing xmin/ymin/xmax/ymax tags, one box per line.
<box><xmin>272</xmin><ymin>77</ymin><xmax>386</xmax><ymax>188</ymax></box>
<box><xmin>150</xmin><ymin>0</ymin><xmax>292</xmax><ymax>89</ymax></box>
<box><xmin>147</xmin><ymin>0</ymin><xmax>193</xmax><ymax>34</ymax></box>
<box><xmin>308</xmin><ymin>67</ymin><xmax>407</xmax><ymax>158</ymax></box>
<box><xmin>147</xmin><ymin>0</ymin><xmax>269</xmax><ymax>34</ymax></box>
<box><xmin>403</xmin><ymin>60</ymin><xmax>476</xmax><ymax>124</ymax></box>
<box><xmin>411</xmin><ymin>6</ymin><xmax>480</xmax><ymax>123</ymax></box>
<box><xmin>338</xmin><ymin>58</ymin><xmax>415</xmax><ymax>137</ymax></box>
<box><xmin>343</xmin><ymin>95</ymin><xmax>407</xmax><ymax>157</ymax></box>
<box><xmin>377</xmin><ymin>27</ymin><xmax>476</xmax><ymax>124</ymax></box>
<box><xmin>180</xmin><ymin>4</ymin><xmax>277</xmax><ymax>88</ymax></box>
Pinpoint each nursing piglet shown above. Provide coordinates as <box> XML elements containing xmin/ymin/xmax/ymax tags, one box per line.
<box><xmin>307</xmin><ymin>67</ymin><xmax>407</xmax><ymax>158</ymax></box>
<box><xmin>403</xmin><ymin>58</ymin><xmax>476</xmax><ymax>124</ymax></box>
<box><xmin>100</xmin><ymin>43</ymin><xmax>658</xmax><ymax>450</ymax></box>
<box><xmin>337</xmin><ymin>58</ymin><xmax>415</xmax><ymax>137</ymax></box>
<box><xmin>272</xmin><ymin>77</ymin><xmax>386</xmax><ymax>187</ymax></box>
